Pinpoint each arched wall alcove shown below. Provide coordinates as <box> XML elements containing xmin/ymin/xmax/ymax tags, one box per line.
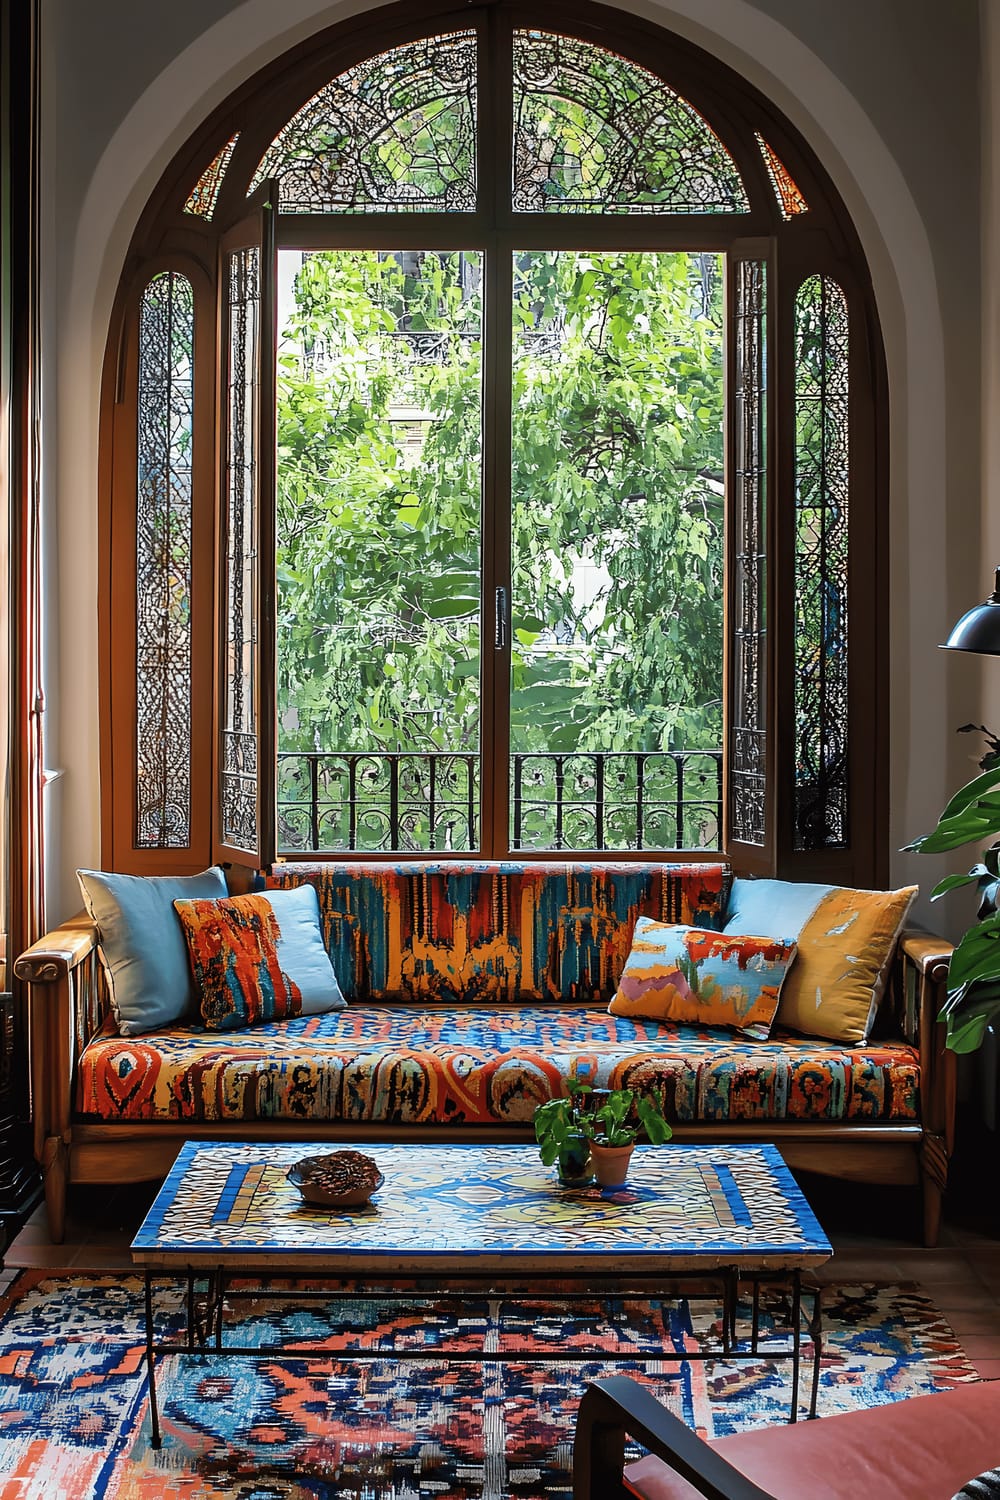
<box><xmin>44</xmin><ymin>0</ymin><xmax>974</xmax><ymax>921</ymax></box>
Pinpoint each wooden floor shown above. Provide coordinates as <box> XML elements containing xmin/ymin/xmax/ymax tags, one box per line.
<box><xmin>5</xmin><ymin>1161</ymin><xmax>1000</xmax><ymax>1378</ymax></box>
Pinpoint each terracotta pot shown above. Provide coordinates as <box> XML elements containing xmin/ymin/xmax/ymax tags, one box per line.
<box><xmin>590</xmin><ymin>1140</ymin><xmax>634</xmax><ymax>1187</ymax></box>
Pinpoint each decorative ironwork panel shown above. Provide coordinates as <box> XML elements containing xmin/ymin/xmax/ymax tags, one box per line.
<box><xmin>513</xmin><ymin>32</ymin><xmax>748</xmax><ymax>214</ymax></box>
<box><xmin>510</xmin><ymin>751</ymin><xmax>722</xmax><ymax>852</ymax></box>
<box><xmin>730</xmin><ymin>259</ymin><xmax>767</xmax><ymax>846</ymax></box>
<box><xmin>277</xmin><ymin>752</ymin><xmax>477</xmax><ymax>853</ymax></box>
<box><xmin>221</xmin><ymin>246</ymin><xmax>260</xmax><ymax>850</ymax></box>
<box><xmin>793</xmin><ymin>275</ymin><xmax>849</xmax><ymax>850</ymax></box>
<box><xmin>183</xmin><ymin>134</ymin><xmax>239</xmax><ymax>218</ymax></box>
<box><xmin>249</xmin><ymin>33</ymin><xmax>477</xmax><ymax>213</ymax></box>
<box><xmin>754</xmin><ymin>134</ymin><xmax>807</xmax><ymax>220</ymax></box>
<box><xmin>135</xmin><ymin>272</ymin><xmax>195</xmax><ymax>849</ymax></box>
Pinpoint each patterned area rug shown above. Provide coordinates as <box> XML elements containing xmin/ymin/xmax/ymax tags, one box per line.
<box><xmin>0</xmin><ymin>1272</ymin><xmax>977</xmax><ymax>1499</ymax></box>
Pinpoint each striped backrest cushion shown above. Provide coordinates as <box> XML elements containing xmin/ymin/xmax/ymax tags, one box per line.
<box><xmin>266</xmin><ymin>861</ymin><xmax>732</xmax><ymax>1004</ymax></box>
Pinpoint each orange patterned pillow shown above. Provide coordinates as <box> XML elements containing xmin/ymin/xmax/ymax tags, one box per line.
<box><xmin>608</xmin><ymin>919</ymin><xmax>797</xmax><ymax>1040</ymax></box>
<box><xmin>174</xmin><ymin>885</ymin><xmax>346</xmax><ymax>1031</ymax></box>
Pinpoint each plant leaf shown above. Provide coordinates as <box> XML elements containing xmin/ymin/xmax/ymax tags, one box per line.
<box><xmin>905</xmin><ymin>796</ymin><xmax>1000</xmax><ymax>854</ymax></box>
<box><xmin>936</xmin><ymin>977</ymin><xmax>1000</xmax><ymax>1053</ymax></box>
<box><xmin>903</xmin><ymin>768</ymin><xmax>1000</xmax><ymax>853</ymax></box>
<box><xmin>944</xmin><ymin>1009</ymin><xmax>992</xmax><ymax>1054</ymax></box>
<box><xmin>945</xmin><ymin>914</ymin><xmax>1000</xmax><ymax>993</ymax></box>
<box><xmin>937</xmin><ymin>764</ymin><xmax>1000</xmax><ymax>822</ymax></box>
<box><xmin>930</xmin><ymin>871</ymin><xmax>983</xmax><ymax>900</ymax></box>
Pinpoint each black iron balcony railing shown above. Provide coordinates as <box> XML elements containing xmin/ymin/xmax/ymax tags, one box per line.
<box><xmin>278</xmin><ymin>748</ymin><xmax>723</xmax><ymax>854</ymax></box>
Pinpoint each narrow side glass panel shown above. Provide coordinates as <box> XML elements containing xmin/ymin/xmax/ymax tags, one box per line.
<box><xmin>730</xmin><ymin>258</ymin><xmax>767</xmax><ymax>846</ymax></box>
<box><xmin>135</xmin><ymin>271</ymin><xmax>195</xmax><ymax>848</ymax></box>
<box><xmin>249</xmin><ymin>34</ymin><xmax>477</xmax><ymax>213</ymax></box>
<box><xmin>221</xmin><ymin>247</ymin><xmax>260</xmax><ymax>850</ymax></box>
<box><xmin>754</xmin><ymin>133</ymin><xmax>808</xmax><ymax>220</ymax></box>
<box><xmin>513</xmin><ymin>32</ymin><xmax>748</xmax><ymax>214</ymax></box>
<box><xmin>509</xmin><ymin>250</ymin><xmax>724</xmax><ymax>851</ymax></box>
<box><xmin>184</xmin><ymin>134</ymin><xmax>239</xmax><ymax>218</ymax></box>
<box><xmin>794</xmin><ymin>274</ymin><xmax>849</xmax><ymax>850</ymax></box>
<box><xmin>275</xmin><ymin>250</ymin><xmax>483</xmax><ymax>853</ymax></box>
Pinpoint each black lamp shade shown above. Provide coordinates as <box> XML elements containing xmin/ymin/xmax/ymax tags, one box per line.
<box><xmin>942</xmin><ymin>568</ymin><xmax>1000</xmax><ymax>655</ymax></box>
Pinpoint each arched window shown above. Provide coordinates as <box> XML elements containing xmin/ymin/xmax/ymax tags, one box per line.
<box><xmin>101</xmin><ymin>1</ymin><xmax>886</xmax><ymax>884</ymax></box>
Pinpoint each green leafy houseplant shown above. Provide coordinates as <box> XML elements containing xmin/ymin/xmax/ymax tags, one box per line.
<box><xmin>905</xmin><ymin>725</ymin><xmax>1000</xmax><ymax>1053</ymax></box>
<box><xmin>533</xmin><ymin>1080</ymin><xmax>672</xmax><ymax>1166</ymax></box>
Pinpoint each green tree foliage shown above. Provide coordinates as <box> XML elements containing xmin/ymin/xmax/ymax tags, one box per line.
<box><xmin>275</xmin><ymin>247</ymin><xmax>724</xmax><ymax>762</ymax></box>
<box><xmin>509</xmin><ymin>250</ymin><xmax>723</xmax><ymax>755</ymax></box>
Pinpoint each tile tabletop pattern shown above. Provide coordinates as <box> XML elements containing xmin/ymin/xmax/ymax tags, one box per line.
<box><xmin>131</xmin><ymin>1141</ymin><xmax>832</xmax><ymax>1271</ymax></box>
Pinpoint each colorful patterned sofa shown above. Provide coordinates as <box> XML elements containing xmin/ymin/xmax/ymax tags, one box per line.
<box><xmin>14</xmin><ymin>860</ymin><xmax>954</xmax><ymax>1245</ymax></box>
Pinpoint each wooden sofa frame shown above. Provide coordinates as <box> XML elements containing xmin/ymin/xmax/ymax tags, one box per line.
<box><xmin>14</xmin><ymin>915</ymin><xmax>955</xmax><ymax>1247</ymax></box>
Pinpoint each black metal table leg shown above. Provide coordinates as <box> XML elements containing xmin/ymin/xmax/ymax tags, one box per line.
<box><xmin>807</xmin><ymin>1282</ymin><xmax>824</xmax><ymax>1418</ymax></box>
<box><xmin>750</xmin><ymin>1276</ymin><xmax>761</xmax><ymax>1353</ymax></box>
<box><xmin>720</xmin><ymin>1268</ymin><xmax>735</xmax><ymax>1355</ymax></box>
<box><xmin>788</xmin><ymin>1271</ymin><xmax>802</xmax><ymax>1423</ymax></box>
<box><xmin>186</xmin><ymin>1271</ymin><xmax>197</xmax><ymax>1352</ymax></box>
<box><xmin>144</xmin><ymin>1272</ymin><xmax>161</xmax><ymax>1449</ymax></box>
<box><xmin>214</xmin><ymin>1269</ymin><xmax>226</xmax><ymax>1350</ymax></box>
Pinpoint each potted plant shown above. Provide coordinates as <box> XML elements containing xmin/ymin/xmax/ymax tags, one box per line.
<box><xmin>905</xmin><ymin>724</ymin><xmax>1000</xmax><ymax>1052</ymax></box>
<box><xmin>534</xmin><ymin>1079</ymin><xmax>672</xmax><ymax>1187</ymax></box>
<box><xmin>533</xmin><ymin>1093</ymin><xmax>595</xmax><ymax>1186</ymax></box>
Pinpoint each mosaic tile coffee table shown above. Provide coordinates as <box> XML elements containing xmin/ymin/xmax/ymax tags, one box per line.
<box><xmin>131</xmin><ymin>1139</ymin><xmax>832</xmax><ymax>1447</ymax></box>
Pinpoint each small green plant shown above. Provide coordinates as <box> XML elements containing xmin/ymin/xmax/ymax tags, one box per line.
<box><xmin>533</xmin><ymin>1079</ymin><xmax>672</xmax><ymax>1166</ymax></box>
<box><xmin>905</xmin><ymin>724</ymin><xmax>1000</xmax><ymax>1052</ymax></box>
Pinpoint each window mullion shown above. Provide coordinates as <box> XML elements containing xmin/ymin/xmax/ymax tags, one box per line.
<box><xmin>481</xmin><ymin>238</ymin><xmax>513</xmax><ymax>859</ymax></box>
<box><xmin>214</xmin><ymin>187</ymin><xmax>278</xmax><ymax>871</ymax></box>
<box><xmin>726</xmin><ymin>238</ymin><xmax>777</xmax><ymax>874</ymax></box>
<box><xmin>478</xmin><ymin>8</ymin><xmax>513</xmax><ymax>859</ymax></box>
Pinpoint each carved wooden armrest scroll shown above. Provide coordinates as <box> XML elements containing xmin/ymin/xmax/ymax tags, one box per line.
<box><xmin>899</xmin><ymin>929</ymin><xmax>953</xmax><ymax>986</ymax></box>
<box><xmin>13</xmin><ymin>914</ymin><xmax>99</xmax><ymax>986</ymax></box>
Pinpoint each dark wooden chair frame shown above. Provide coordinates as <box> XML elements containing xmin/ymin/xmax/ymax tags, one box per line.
<box><xmin>573</xmin><ymin>1376</ymin><xmax>775</xmax><ymax>1499</ymax></box>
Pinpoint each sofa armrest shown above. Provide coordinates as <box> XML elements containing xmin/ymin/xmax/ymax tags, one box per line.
<box><xmin>888</xmin><ymin>928</ymin><xmax>952</xmax><ymax>1047</ymax></box>
<box><xmin>14</xmin><ymin>912</ymin><xmax>108</xmax><ymax>1170</ymax></box>
<box><xmin>899</xmin><ymin>930</ymin><xmax>952</xmax><ymax>984</ymax></box>
<box><xmin>573</xmin><ymin>1378</ymin><xmax>775</xmax><ymax>1500</ymax></box>
<box><xmin>892</xmin><ymin>928</ymin><xmax>956</xmax><ymax>1245</ymax></box>
<box><xmin>14</xmin><ymin>912</ymin><xmax>99</xmax><ymax>983</ymax></box>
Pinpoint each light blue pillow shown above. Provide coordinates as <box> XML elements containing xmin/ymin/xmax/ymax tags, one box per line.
<box><xmin>722</xmin><ymin>875</ymin><xmax>917</xmax><ymax>1042</ymax></box>
<box><xmin>174</xmin><ymin>884</ymin><xmax>347</xmax><ymax>1031</ymax></box>
<box><xmin>77</xmin><ymin>865</ymin><xmax>229</xmax><ymax>1035</ymax></box>
<box><xmin>723</xmin><ymin>877</ymin><xmax>829</xmax><ymax>939</ymax></box>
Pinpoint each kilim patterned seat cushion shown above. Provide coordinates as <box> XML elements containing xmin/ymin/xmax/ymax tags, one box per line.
<box><xmin>264</xmin><ymin>861</ymin><xmax>731</xmax><ymax>1004</ymax></box>
<box><xmin>74</xmin><ymin>1004</ymin><xmax>919</xmax><ymax>1125</ymax></box>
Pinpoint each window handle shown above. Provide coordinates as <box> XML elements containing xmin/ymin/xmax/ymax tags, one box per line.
<box><xmin>494</xmin><ymin>586</ymin><xmax>508</xmax><ymax>650</ymax></box>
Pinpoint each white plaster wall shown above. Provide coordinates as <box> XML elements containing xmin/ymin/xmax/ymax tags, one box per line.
<box><xmin>40</xmin><ymin>0</ymin><xmax>984</xmax><ymax>929</ymax></box>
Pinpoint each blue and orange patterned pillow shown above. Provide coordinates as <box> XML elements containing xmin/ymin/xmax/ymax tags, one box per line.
<box><xmin>174</xmin><ymin>885</ymin><xmax>346</xmax><ymax>1032</ymax></box>
<box><xmin>608</xmin><ymin>919</ymin><xmax>797</xmax><ymax>1040</ymax></box>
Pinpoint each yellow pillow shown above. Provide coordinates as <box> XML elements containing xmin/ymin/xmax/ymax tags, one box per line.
<box><xmin>723</xmin><ymin>879</ymin><xmax>917</xmax><ymax>1043</ymax></box>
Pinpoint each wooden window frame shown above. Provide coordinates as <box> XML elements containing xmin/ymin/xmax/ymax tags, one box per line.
<box><xmin>98</xmin><ymin>0</ymin><xmax>888</xmax><ymax>884</ymax></box>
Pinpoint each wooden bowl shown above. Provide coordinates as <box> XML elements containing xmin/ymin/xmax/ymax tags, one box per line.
<box><xmin>286</xmin><ymin>1151</ymin><xmax>384</xmax><ymax>1208</ymax></box>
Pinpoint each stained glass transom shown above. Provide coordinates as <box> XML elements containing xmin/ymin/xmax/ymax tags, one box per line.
<box><xmin>222</xmin><ymin>247</ymin><xmax>260</xmax><ymax>849</ymax></box>
<box><xmin>731</xmin><ymin>260</ymin><xmax>767</xmax><ymax>846</ymax></box>
<box><xmin>793</xmin><ymin>275</ymin><xmax>849</xmax><ymax>851</ymax></box>
<box><xmin>184</xmin><ymin>134</ymin><xmax>239</xmax><ymax>218</ymax></box>
<box><xmin>135</xmin><ymin>273</ymin><xmax>195</xmax><ymax>850</ymax></box>
<box><xmin>248</xmin><ymin>33</ymin><xmax>477</xmax><ymax>213</ymax></box>
<box><xmin>755</xmin><ymin>134</ymin><xmax>807</xmax><ymax>220</ymax></box>
<box><xmin>513</xmin><ymin>31</ymin><xmax>749</xmax><ymax>214</ymax></box>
